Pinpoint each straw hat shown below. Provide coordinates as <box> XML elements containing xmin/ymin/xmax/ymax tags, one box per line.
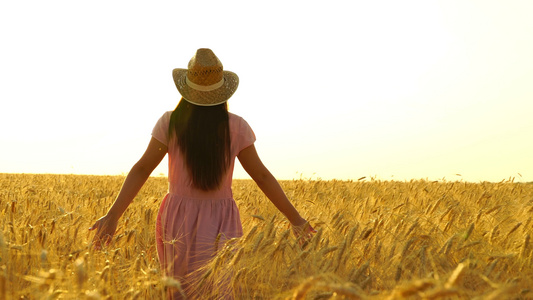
<box><xmin>172</xmin><ymin>48</ymin><xmax>239</xmax><ymax>106</ymax></box>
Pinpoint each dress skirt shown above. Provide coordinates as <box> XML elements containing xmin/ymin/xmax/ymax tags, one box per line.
<box><xmin>156</xmin><ymin>193</ymin><xmax>243</xmax><ymax>299</ymax></box>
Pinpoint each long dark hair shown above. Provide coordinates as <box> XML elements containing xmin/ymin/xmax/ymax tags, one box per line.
<box><xmin>169</xmin><ymin>98</ymin><xmax>231</xmax><ymax>190</ymax></box>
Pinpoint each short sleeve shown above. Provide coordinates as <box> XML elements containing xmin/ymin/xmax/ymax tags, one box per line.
<box><xmin>231</xmin><ymin>114</ymin><xmax>256</xmax><ymax>155</ymax></box>
<box><xmin>151</xmin><ymin>111</ymin><xmax>172</xmax><ymax>146</ymax></box>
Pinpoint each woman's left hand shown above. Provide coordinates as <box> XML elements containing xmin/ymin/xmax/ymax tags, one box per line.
<box><xmin>291</xmin><ymin>220</ymin><xmax>317</xmax><ymax>248</ymax></box>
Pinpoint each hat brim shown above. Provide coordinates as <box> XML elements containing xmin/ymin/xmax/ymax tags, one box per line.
<box><xmin>172</xmin><ymin>69</ymin><xmax>239</xmax><ymax>106</ymax></box>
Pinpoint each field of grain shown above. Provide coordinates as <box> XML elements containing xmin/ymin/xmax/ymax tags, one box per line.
<box><xmin>1</xmin><ymin>173</ymin><xmax>532</xmax><ymax>299</ymax></box>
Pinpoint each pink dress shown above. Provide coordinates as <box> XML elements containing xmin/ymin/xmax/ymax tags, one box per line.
<box><xmin>151</xmin><ymin>111</ymin><xmax>256</xmax><ymax>299</ymax></box>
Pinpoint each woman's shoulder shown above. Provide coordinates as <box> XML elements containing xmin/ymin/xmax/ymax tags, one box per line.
<box><xmin>228</xmin><ymin>112</ymin><xmax>243</xmax><ymax>121</ymax></box>
<box><xmin>157</xmin><ymin>111</ymin><xmax>173</xmax><ymax>124</ymax></box>
<box><xmin>228</xmin><ymin>112</ymin><xmax>256</xmax><ymax>149</ymax></box>
<box><xmin>228</xmin><ymin>112</ymin><xmax>251</xmax><ymax>127</ymax></box>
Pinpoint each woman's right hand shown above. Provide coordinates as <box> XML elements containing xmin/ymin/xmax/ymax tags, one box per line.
<box><xmin>89</xmin><ymin>214</ymin><xmax>119</xmax><ymax>250</ymax></box>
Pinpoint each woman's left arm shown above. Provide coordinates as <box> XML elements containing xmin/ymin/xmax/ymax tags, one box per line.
<box><xmin>89</xmin><ymin>137</ymin><xmax>167</xmax><ymax>248</ymax></box>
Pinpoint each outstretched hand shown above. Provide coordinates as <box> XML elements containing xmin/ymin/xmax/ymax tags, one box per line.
<box><xmin>291</xmin><ymin>220</ymin><xmax>317</xmax><ymax>248</ymax></box>
<box><xmin>89</xmin><ymin>214</ymin><xmax>118</xmax><ymax>250</ymax></box>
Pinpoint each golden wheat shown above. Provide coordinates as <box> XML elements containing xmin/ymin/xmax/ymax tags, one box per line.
<box><xmin>1</xmin><ymin>174</ymin><xmax>533</xmax><ymax>299</ymax></box>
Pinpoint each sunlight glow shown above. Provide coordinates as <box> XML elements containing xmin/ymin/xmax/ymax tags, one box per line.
<box><xmin>1</xmin><ymin>1</ymin><xmax>532</xmax><ymax>182</ymax></box>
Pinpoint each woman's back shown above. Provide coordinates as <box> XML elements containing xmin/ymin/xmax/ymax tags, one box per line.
<box><xmin>152</xmin><ymin>111</ymin><xmax>256</xmax><ymax>199</ymax></box>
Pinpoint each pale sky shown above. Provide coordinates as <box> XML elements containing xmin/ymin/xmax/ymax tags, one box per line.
<box><xmin>1</xmin><ymin>1</ymin><xmax>532</xmax><ymax>182</ymax></box>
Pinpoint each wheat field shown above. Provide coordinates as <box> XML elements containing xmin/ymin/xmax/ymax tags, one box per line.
<box><xmin>0</xmin><ymin>173</ymin><xmax>532</xmax><ymax>299</ymax></box>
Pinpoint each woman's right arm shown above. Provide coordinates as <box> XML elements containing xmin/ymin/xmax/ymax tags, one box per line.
<box><xmin>237</xmin><ymin>144</ymin><xmax>309</xmax><ymax>228</ymax></box>
<box><xmin>89</xmin><ymin>137</ymin><xmax>167</xmax><ymax>249</ymax></box>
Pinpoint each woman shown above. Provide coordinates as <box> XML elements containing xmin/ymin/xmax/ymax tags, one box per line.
<box><xmin>89</xmin><ymin>48</ymin><xmax>314</xmax><ymax>299</ymax></box>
